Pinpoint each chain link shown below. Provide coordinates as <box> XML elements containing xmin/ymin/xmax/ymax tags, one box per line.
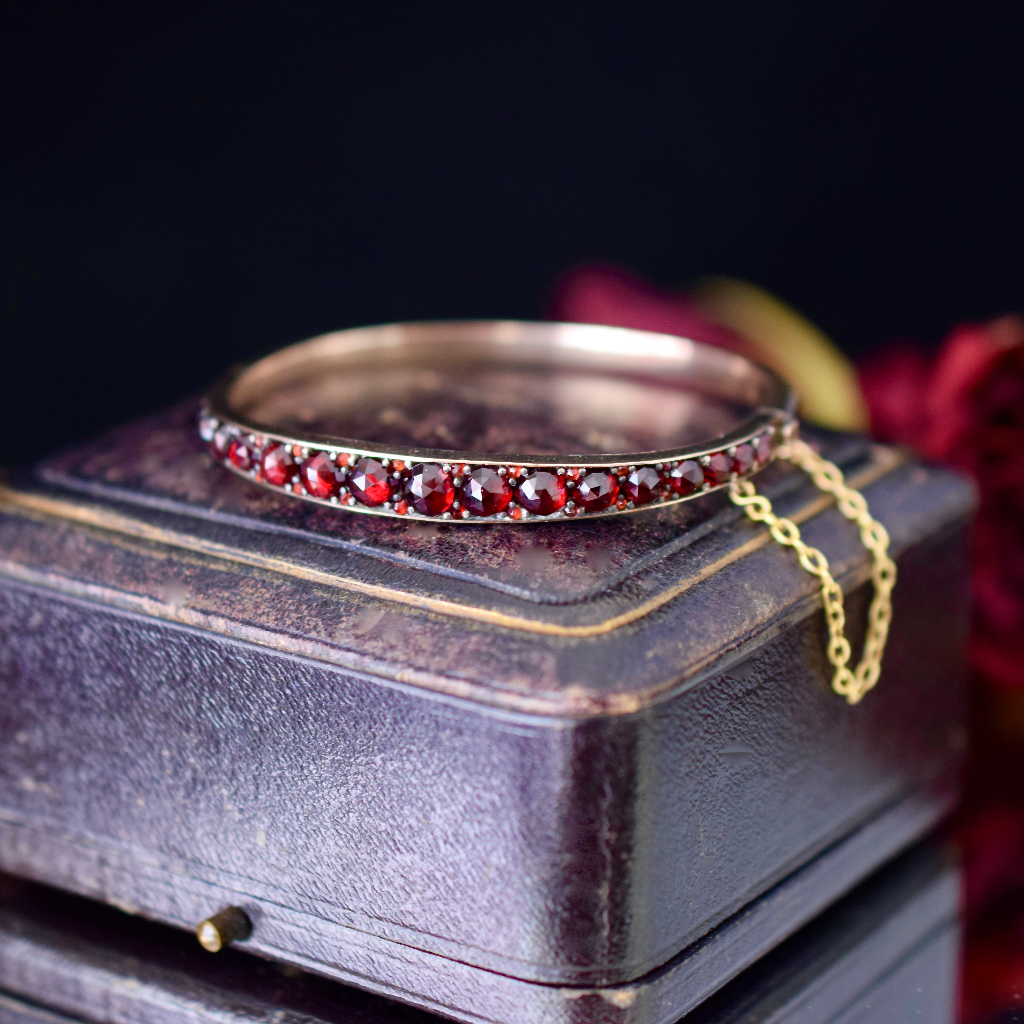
<box><xmin>729</xmin><ymin>438</ymin><xmax>896</xmax><ymax>704</ymax></box>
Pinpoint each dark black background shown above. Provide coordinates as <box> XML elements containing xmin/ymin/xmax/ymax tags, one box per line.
<box><xmin>3</xmin><ymin>3</ymin><xmax>1023</xmax><ymax>465</ymax></box>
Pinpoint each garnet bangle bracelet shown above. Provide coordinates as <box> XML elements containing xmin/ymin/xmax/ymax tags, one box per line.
<box><xmin>200</xmin><ymin>320</ymin><xmax>798</xmax><ymax>523</ymax></box>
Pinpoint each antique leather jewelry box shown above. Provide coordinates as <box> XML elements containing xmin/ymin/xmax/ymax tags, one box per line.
<box><xmin>0</xmin><ymin>401</ymin><xmax>971</xmax><ymax>1024</ymax></box>
<box><xmin>0</xmin><ymin>839</ymin><xmax>959</xmax><ymax>1024</ymax></box>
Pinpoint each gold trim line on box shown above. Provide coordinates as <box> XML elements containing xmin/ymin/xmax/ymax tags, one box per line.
<box><xmin>0</xmin><ymin>448</ymin><xmax>899</xmax><ymax>646</ymax></box>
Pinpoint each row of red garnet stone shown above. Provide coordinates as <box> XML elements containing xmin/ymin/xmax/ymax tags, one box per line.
<box><xmin>203</xmin><ymin>419</ymin><xmax>775</xmax><ymax>519</ymax></box>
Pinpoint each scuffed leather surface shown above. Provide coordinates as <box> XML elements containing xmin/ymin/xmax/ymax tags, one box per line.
<box><xmin>0</xmin><ymin>840</ymin><xmax>959</xmax><ymax>1024</ymax></box>
<box><xmin>0</xmin><ymin>404</ymin><xmax>974</xmax><ymax>1005</ymax></box>
<box><xmin>0</xmin><ymin>872</ymin><xmax>439</xmax><ymax>1024</ymax></box>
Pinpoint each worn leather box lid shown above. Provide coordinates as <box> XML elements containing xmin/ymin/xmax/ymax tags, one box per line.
<box><xmin>0</xmin><ymin>402</ymin><xmax>972</xmax><ymax>1024</ymax></box>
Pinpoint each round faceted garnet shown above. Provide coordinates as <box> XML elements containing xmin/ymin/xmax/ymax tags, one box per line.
<box><xmin>732</xmin><ymin>443</ymin><xmax>755</xmax><ymax>475</ymax></box>
<box><xmin>228</xmin><ymin>437</ymin><xmax>257</xmax><ymax>471</ymax></box>
<box><xmin>261</xmin><ymin>443</ymin><xmax>298</xmax><ymax>486</ymax></box>
<box><xmin>461</xmin><ymin>466</ymin><xmax>512</xmax><ymax>517</ymax></box>
<box><xmin>406</xmin><ymin>463</ymin><xmax>455</xmax><ymax>516</ymax></box>
<box><xmin>517</xmin><ymin>470</ymin><xmax>567</xmax><ymax>515</ymax></box>
<box><xmin>301</xmin><ymin>452</ymin><xmax>342</xmax><ymax>499</ymax></box>
<box><xmin>703</xmin><ymin>452</ymin><xmax>734</xmax><ymax>486</ymax></box>
<box><xmin>624</xmin><ymin>466</ymin><xmax>663</xmax><ymax>505</ymax></box>
<box><xmin>348</xmin><ymin>458</ymin><xmax>391</xmax><ymax>506</ymax></box>
<box><xmin>575</xmin><ymin>470</ymin><xmax>618</xmax><ymax>512</ymax></box>
<box><xmin>210</xmin><ymin>425</ymin><xmax>234</xmax><ymax>460</ymax></box>
<box><xmin>670</xmin><ymin>459</ymin><xmax>704</xmax><ymax>496</ymax></box>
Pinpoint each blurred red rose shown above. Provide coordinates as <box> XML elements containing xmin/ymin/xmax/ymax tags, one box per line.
<box><xmin>550</xmin><ymin>264</ymin><xmax>869</xmax><ymax>431</ymax></box>
<box><xmin>549</xmin><ymin>263</ymin><xmax>1024</xmax><ymax>1021</ymax></box>
<box><xmin>549</xmin><ymin>263</ymin><xmax>749</xmax><ymax>353</ymax></box>
<box><xmin>552</xmin><ymin>265</ymin><xmax>1024</xmax><ymax>689</ymax></box>
<box><xmin>859</xmin><ymin>315</ymin><xmax>1024</xmax><ymax>691</ymax></box>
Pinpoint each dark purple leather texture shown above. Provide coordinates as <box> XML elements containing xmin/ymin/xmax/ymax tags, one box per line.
<box><xmin>0</xmin><ymin>841</ymin><xmax>958</xmax><ymax>1024</ymax></box>
<box><xmin>0</xmin><ymin>402</ymin><xmax>972</xmax><ymax>1023</ymax></box>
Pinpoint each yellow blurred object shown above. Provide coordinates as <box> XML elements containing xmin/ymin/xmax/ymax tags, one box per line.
<box><xmin>692</xmin><ymin>277</ymin><xmax>869</xmax><ymax>432</ymax></box>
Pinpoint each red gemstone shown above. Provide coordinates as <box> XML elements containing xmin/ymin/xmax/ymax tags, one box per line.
<box><xmin>669</xmin><ymin>459</ymin><xmax>704</xmax><ymax>496</ymax></box>
<box><xmin>575</xmin><ymin>470</ymin><xmax>618</xmax><ymax>512</ymax></box>
<box><xmin>210</xmin><ymin>425</ymin><xmax>234</xmax><ymax>460</ymax></box>
<box><xmin>261</xmin><ymin>443</ymin><xmax>298</xmax><ymax>486</ymax></box>
<box><xmin>406</xmin><ymin>463</ymin><xmax>455</xmax><ymax>516</ymax></box>
<box><xmin>732</xmin><ymin>443</ymin><xmax>755</xmax><ymax>475</ymax></box>
<box><xmin>624</xmin><ymin>466</ymin><xmax>663</xmax><ymax>505</ymax></box>
<box><xmin>703</xmin><ymin>452</ymin><xmax>734</xmax><ymax>486</ymax></box>
<box><xmin>517</xmin><ymin>470</ymin><xmax>567</xmax><ymax>515</ymax></box>
<box><xmin>301</xmin><ymin>452</ymin><xmax>342</xmax><ymax>499</ymax></box>
<box><xmin>754</xmin><ymin>434</ymin><xmax>773</xmax><ymax>466</ymax></box>
<box><xmin>461</xmin><ymin>467</ymin><xmax>512</xmax><ymax>517</ymax></box>
<box><xmin>228</xmin><ymin>438</ymin><xmax>257</xmax><ymax>471</ymax></box>
<box><xmin>348</xmin><ymin>458</ymin><xmax>391</xmax><ymax>506</ymax></box>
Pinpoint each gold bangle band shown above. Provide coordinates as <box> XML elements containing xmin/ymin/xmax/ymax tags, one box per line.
<box><xmin>202</xmin><ymin>320</ymin><xmax>798</xmax><ymax>523</ymax></box>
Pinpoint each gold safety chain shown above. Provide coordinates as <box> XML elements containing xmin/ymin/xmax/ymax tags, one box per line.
<box><xmin>728</xmin><ymin>438</ymin><xmax>897</xmax><ymax>704</ymax></box>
